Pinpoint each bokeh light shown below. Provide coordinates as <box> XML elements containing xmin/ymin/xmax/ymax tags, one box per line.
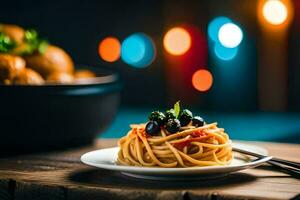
<box><xmin>121</xmin><ymin>33</ymin><xmax>156</xmax><ymax>68</ymax></box>
<box><xmin>218</xmin><ymin>23</ymin><xmax>243</xmax><ymax>48</ymax></box>
<box><xmin>98</xmin><ymin>37</ymin><xmax>121</xmax><ymax>62</ymax></box>
<box><xmin>208</xmin><ymin>17</ymin><xmax>231</xmax><ymax>42</ymax></box>
<box><xmin>263</xmin><ymin>0</ymin><xmax>288</xmax><ymax>25</ymax></box>
<box><xmin>214</xmin><ymin>43</ymin><xmax>238</xmax><ymax>61</ymax></box>
<box><xmin>163</xmin><ymin>27</ymin><xmax>191</xmax><ymax>55</ymax></box>
<box><xmin>192</xmin><ymin>69</ymin><xmax>213</xmax><ymax>92</ymax></box>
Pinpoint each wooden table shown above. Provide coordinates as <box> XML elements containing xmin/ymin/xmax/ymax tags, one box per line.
<box><xmin>0</xmin><ymin>139</ymin><xmax>299</xmax><ymax>200</ymax></box>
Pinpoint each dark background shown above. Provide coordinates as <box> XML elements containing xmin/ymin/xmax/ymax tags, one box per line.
<box><xmin>1</xmin><ymin>0</ymin><xmax>300</xmax><ymax>142</ymax></box>
<box><xmin>0</xmin><ymin>0</ymin><xmax>300</xmax><ymax>110</ymax></box>
<box><xmin>2</xmin><ymin>0</ymin><xmax>299</xmax><ymax>110</ymax></box>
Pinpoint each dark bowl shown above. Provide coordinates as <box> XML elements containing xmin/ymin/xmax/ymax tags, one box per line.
<box><xmin>0</xmin><ymin>66</ymin><xmax>121</xmax><ymax>154</ymax></box>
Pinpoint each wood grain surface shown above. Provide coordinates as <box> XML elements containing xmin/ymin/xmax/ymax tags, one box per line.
<box><xmin>0</xmin><ymin>139</ymin><xmax>299</xmax><ymax>200</ymax></box>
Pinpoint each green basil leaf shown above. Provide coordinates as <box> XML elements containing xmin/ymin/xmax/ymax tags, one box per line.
<box><xmin>38</xmin><ymin>40</ymin><xmax>48</xmax><ymax>54</ymax></box>
<box><xmin>0</xmin><ymin>32</ymin><xmax>16</xmax><ymax>53</ymax></box>
<box><xmin>24</xmin><ymin>29</ymin><xmax>38</xmax><ymax>42</ymax></box>
<box><xmin>174</xmin><ymin>101</ymin><xmax>180</xmax><ymax>118</ymax></box>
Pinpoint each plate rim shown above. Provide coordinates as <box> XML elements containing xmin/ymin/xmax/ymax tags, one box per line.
<box><xmin>81</xmin><ymin>142</ymin><xmax>272</xmax><ymax>173</ymax></box>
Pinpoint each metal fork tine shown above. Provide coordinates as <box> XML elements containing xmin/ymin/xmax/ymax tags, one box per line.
<box><xmin>233</xmin><ymin>147</ymin><xmax>300</xmax><ymax>170</ymax></box>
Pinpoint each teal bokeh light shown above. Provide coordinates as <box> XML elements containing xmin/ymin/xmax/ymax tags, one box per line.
<box><xmin>121</xmin><ymin>36</ymin><xmax>145</xmax><ymax>64</ymax></box>
<box><xmin>121</xmin><ymin>33</ymin><xmax>156</xmax><ymax>68</ymax></box>
<box><xmin>214</xmin><ymin>43</ymin><xmax>238</xmax><ymax>61</ymax></box>
<box><xmin>208</xmin><ymin>16</ymin><xmax>241</xmax><ymax>61</ymax></box>
<box><xmin>208</xmin><ymin>16</ymin><xmax>231</xmax><ymax>42</ymax></box>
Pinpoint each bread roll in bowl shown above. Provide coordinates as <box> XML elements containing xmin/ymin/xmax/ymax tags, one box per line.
<box><xmin>74</xmin><ymin>69</ymin><xmax>96</xmax><ymax>79</ymax></box>
<box><xmin>13</xmin><ymin>68</ymin><xmax>44</xmax><ymax>85</ymax></box>
<box><xmin>0</xmin><ymin>54</ymin><xmax>25</xmax><ymax>82</ymax></box>
<box><xmin>25</xmin><ymin>45</ymin><xmax>74</xmax><ymax>78</ymax></box>
<box><xmin>47</xmin><ymin>71</ymin><xmax>74</xmax><ymax>84</ymax></box>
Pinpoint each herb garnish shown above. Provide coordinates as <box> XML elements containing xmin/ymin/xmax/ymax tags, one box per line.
<box><xmin>0</xmin><ymin>28</ymin><xmax>48</xmax><ymax>55</ymax></box>
<box><xmin>174</xmin><ymin>101</ymin><xmax>180</xmax><ymax>118</ymax></box>
<box><xmin>0</xmin><ymin>32</ymin><xmax>16</xmax><ymax>53</ymax></box>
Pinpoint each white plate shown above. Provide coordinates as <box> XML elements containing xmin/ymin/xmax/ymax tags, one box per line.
<box><xmin>81</xmin><ymin>142</ymin><xmax>272</xmax><ymax>180</ymax></box>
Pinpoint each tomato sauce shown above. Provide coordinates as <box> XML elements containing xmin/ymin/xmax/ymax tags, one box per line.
<box><xmin>173</xmin><ymin>129</ymin><xmax>207</xmax><ymax>150</ymax></box>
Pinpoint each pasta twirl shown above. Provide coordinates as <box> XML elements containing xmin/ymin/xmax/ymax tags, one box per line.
<box><xmin>117</xmin><ymin>122</ymin><xmax>232</xmax><ymax>168</ymax></box>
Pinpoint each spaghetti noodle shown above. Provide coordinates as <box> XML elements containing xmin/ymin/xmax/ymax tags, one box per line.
<box><xmin>117</xmin><ymin>122</ymin><xmax>232</xmax><ymax>168</ymax></box>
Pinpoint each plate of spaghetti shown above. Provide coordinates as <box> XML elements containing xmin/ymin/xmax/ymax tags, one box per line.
<box><xmin>81</xmin><ymin>102</ymin><xmax>272</xmax><ymax>180</ymax></box>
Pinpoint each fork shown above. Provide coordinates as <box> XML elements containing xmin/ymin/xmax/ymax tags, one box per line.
<box><xmin>233</xmin><ymin>147</ymin><xmax>300</xmax><ymax>176</ymax></box>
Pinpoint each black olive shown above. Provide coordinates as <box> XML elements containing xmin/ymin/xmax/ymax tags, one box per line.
<box><xmin>145</xmin><ymin>121</ymin><xmax>160</xmax><ymax>135</ymax></box>
<box><xmin>192</xmin><ymin>116</ymin><xmax>204</xmax><ymax>127</ymax></box>
<box><xmin>179</xmin><ymin>109</ymin><xmax>193</xmax><ymax>126</ymax></box>
<box><xmin>165</xmin><ymin>109</ymin><xmax>176</xmax><ymax>120</ymax></box>
<box><xmin>166</xmin><ymin>119</ymin><xmax>181</xmax><ymax>134</ymax></box>
<box><xmin>148</xmin><ymin>111</ymin><xmax>166</xmax><ymax>126</ymax></box>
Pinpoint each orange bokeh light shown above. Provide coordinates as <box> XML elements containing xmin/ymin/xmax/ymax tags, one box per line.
<box><xmin>263</xmin><ymin>0</ymin><xmax>288</xmax><ymax>25</ymax></box>
<box><xmin>192</xmin><ymin>69</ymin><xmax>213</xmax><ymax>92</ymax></box>
<box><xmin>257</xmin><ymin>0</ymin><xmax>294</xmax><ymax>30</ymax></box>
<box><xmin>163</xmin><ymin>27</ymin><xmax>191</xmax><ymax>56</ymax></box>
<box><xmin>98</xmin><ymin>37</ymin><xmax>121</xmax><ymax>62</ymax></box>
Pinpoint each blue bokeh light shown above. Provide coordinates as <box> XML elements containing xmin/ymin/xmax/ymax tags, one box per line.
<box><xmin>121</xmin><ymin>33</ymin><xmax>156</xmax><ymax>68</ymax></box>
<box><xmin>214</xmin><ymin>43</ymin><xmax>238</xmax><ymax>61</ymax></box>
<box><xmin>121</xmin><ymin>36</ymin><xmax>145</xmax><ymax>64</ymax></box>
<box><xmin>208</xmin><ymin>16</ymin><xmax>231</xmax><ymax>42</ymax></box>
